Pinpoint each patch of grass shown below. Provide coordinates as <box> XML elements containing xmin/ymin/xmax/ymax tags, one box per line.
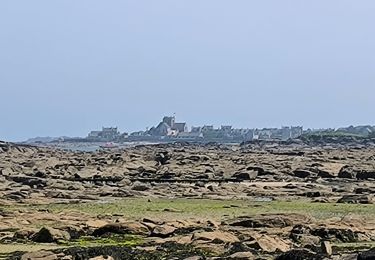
<box><xmin>29</xmin><ymin>198</ymin><xmax>375</xmax><ymax>220</ymax></box>
<box><xmin>0</xmin><ymin>235</ymin><xmax>142</xmax><ymax>256</ymax></box>
<box><xmin>333</xmin><ymin>241</ymin><xmax>375</xmax><ymax>253</ymax></box>
<box><xmin>60</xmin><ymin>234</ymin><xmax>142</xmax><ymax>247</ymax></box>
<box><xmin>255</xmin><ymin>200</ymin><xmax>375</xmax><ymax>219</ymax></box>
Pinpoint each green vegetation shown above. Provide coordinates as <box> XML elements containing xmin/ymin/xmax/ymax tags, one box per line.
<box><xmin>27</xmin><ymin>198</ymin><xmax>375</xmax><ymax>220</ymax></box>
<box><xmin>333</xmin><ymin>241</ymin><xmax>375</xmax><ymax>253</ymax></box>
<box><xmin>61</xmin><ymin>234</ymin><xmax>142</xmax><ymax>247</ymax></box>
<box><xmin>0</xmin><ymin>235</ymin><xmax>142</xmax><ymax>256</ymax></box>
<box><xmin>1</xmin><ymin>198</ymin><xmax>374</xmax><ymax>257</ymax></box>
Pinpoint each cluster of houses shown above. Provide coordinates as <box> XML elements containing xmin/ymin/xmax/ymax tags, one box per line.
<box><xmin>87</xmin><ymin>127</ymin><xmax>125</xmax><ymax>142</ymax></box>
<box><xmin>87</xmin><ymin>116</ymin><xmax>303</xmax><ymax>142</ymax></box>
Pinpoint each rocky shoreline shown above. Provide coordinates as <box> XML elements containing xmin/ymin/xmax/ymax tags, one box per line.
<box><xmin>0</xmin><ymin>140</ymin><xmax>375</xmax><ymax>259</ymax></box>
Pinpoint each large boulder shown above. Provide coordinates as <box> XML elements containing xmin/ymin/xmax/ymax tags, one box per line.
<box><xmin>311</xmin><ymin>227</ymin><xmax>360</xmax><ymax>243</ymax></box>
<box><xmin>21</xmin><ymin>251</ymin><xmax>60</xmax><ymax>260</ymax></box>
<box><xmin>317</xmin><ymin>170</ymin><xmax>335</xmax><ymax>178</ymax></box>
<box><xmin>245</xmin><ymin>234</ymin><xmax>290</xmax><ymax>253</ymax></box>
<box><xmin>356</xmin><ymin>171</ymin><xmax>375</xmax><ymax>180</ymax></box>
<box><xmin>92</xmin><ymin>222</ymin><xmax>150</xmax><ymax>236</ymax></box>
<box><xmin>155</xmin><ymin>152</ymin><xmax>171</xmax><ymax>165</ymax></box>
<box><xmin>7</xmin><ymin>175</ymin><xmax>47</xmax><ymax>188</ymax></box>
<box><xmin>358</xmin><ymin>248</ymin><xmax>375</xmax><ymax>260</ymax></box>
<box><xmin>131</xmin><ymin>182</ymin><xmax>150</xmax><ymax>191</ymax></box>
<box><xmin>151</xmin><ymin>225</ymin><xmax>177</xmax><ymax>238</ymax></box>
<box><xmin>231</xmin><ymin>171</ymin><xmax>257</xmax><ymax>181</ymax></box>
<box><xmin>337</xmin><ymin>195</ymin><xmax>374</xmax><ymax>204</ymax></box>
<box><xmin>192</xmin><ymin>231</ymin><xmax>239</xmax><ymax>244</ymax></box>
<box><xmin>293</xmin><ymin>169</ymin><xmax>314</xmax><ymax>178</ymax></box>
<box><xmin>227</xmin><ymin>214</ymin><xmax>311</xmax><ymax>228</ymax></box>
<box><xmin>246</xmin><ymin>166</ymin><xmax>266</xmax><ymax>175</ymax></box>
<box><xmin>228</xmin><ymin>252</ymin><xmax>254</xmax><ymax>259</ymax></box>
<box><xmin>276</xmin><ymin>249</ymin><xmax>323</xmax><ymax>260</ymax></box>
<box><xmin>31</xmin><ymin>227</ymin><xmax>71</xmax><ymax>243</ymax></box>
<box><xmin>86</xmin><ymin>220</ymin><xmax>109</xmax><ymax>229</ymax></box>
<box><xmin>338</xmin><ymin>166</ymin><xmax>357</xmax><ymax>179</ymax></box>
<box><xmin>290</xmin><ymin>224</ymin><xmax>320</xmax><ymax>246</ymax></box>
<box><xmin>14</xmin><ymin>228</ymin><xmax>39</xmax><ymax>240</ymax></box>
<box><xmin>61</xmin><ymin>225</ymin><xmax>86</xmax><ymax>240</ymax></box>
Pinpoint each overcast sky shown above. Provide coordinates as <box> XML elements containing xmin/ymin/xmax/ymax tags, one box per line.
<box><xmin>1</xmin><ymin>1</ymin><xmax>374</xmax><ymax>141</ymax></box>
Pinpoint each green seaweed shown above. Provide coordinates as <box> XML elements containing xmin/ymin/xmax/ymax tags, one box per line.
<box><xmin>59</xmin><ymin>234</ymin><xmax>143</xmax><ymax>247</ymax></box>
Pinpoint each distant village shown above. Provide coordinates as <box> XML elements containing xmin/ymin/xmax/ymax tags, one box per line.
<box><xmin>24</xmin><ymin>116</ymin><xmax>375</xmax><ymax>144</ymax></box>
<box><xmin>86</xmin><ymin>116</ymin><xmax>303</xmax><ymax>143</ymax></box>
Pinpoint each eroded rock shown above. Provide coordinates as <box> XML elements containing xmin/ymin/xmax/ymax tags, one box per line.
<box><xmin>31</xmin><ymin>227</ymin><xmax>70</xmax><ymax>243</ymax></box>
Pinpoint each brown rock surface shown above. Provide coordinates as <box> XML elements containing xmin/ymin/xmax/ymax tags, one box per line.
<box><xmin>21</xmin><ymin>251</ymin><xmax>59</xmax><ymax>260</ymax></box>
<box><xmin>192</xmin><ymin>230</ymin><xmax>240</xmax><ymax>243</ymax></box>
<box><xmin>1</xmin><ymin>141</ymin><xmax>375</xmax><ymax>259</ymax></box>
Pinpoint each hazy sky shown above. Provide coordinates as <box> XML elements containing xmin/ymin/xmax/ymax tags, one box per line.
<box><xmin>1</xmin><ymin>1</ymin><xmax>374</xmax><ymax>141</ymax></box>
